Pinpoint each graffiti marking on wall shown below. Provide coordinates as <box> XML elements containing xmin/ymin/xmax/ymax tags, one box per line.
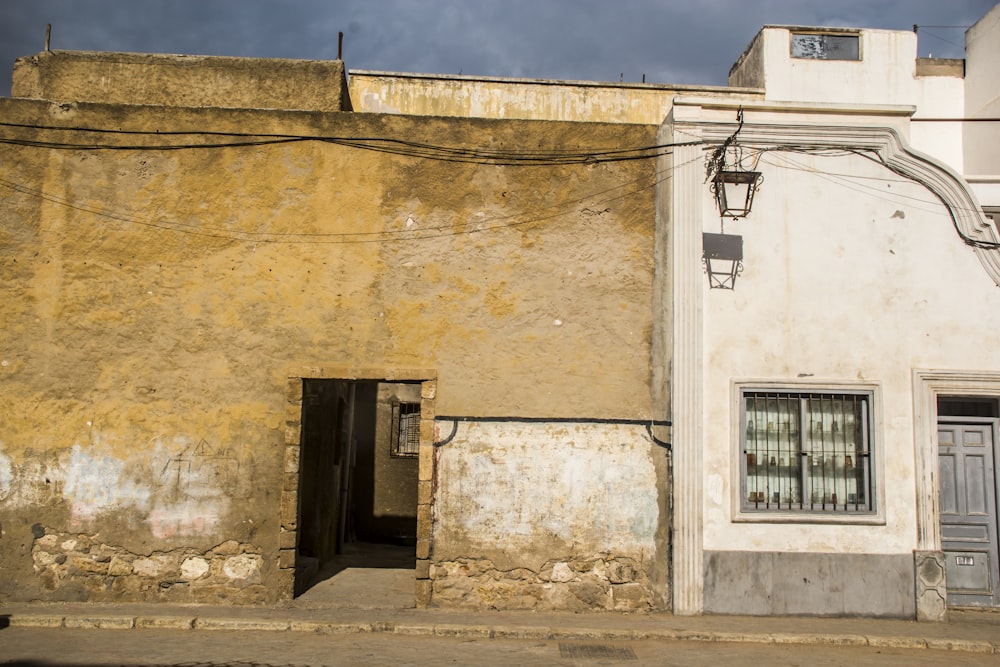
<box><xmin>0</xmin><ymin>444</ymin><xmax>62</xmax><ymax>507</ymax></box>
<box><xmin>151</xmin><ymin>438</ymin><xmax>232</xmax><ymax>539</ymax></box>
<box><xmin>161</xmin><ymin>438</ymin><xmax>239</xmax><ymax>499</ymax></box>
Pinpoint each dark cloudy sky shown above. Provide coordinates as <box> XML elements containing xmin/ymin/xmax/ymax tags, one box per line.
<box><xmin>0</xmin><ymin>1</ymin><xmax>995</xmax><ymax>96</ymax></box>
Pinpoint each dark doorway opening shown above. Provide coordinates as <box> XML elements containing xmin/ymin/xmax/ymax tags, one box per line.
<box><xmin>295</xmin><ymin>379</ymin><xmax>419</xmax><ymax>601</ymax></box>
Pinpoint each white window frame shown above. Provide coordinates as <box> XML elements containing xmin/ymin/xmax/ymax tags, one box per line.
<box><xmin>732</xmin><ymin>381</ymin><xmax>885</xmax><ymax>525</ymax></box>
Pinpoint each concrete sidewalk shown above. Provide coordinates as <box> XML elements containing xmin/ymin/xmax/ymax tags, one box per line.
<box><xmin>2</xmin><ymin>603</ymin><xmax>999</xmax><ymax>655</ymax></box>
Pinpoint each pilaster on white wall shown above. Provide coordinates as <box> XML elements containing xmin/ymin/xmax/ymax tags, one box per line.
<box><xmin>667</xmin><ymin>119</ymin><xmax>706</xmax><ymax>615</ymax></box>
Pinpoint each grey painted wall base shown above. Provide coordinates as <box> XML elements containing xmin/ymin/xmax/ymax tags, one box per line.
<box><xmin>914</xmin><ymin>550</ymin><xmax>948</xmax><ymax>621</ymax></box>
<box><xmin>704</xmin><ymin>550</ymin><xmax>916</xmax><ymax>618</ymax></box>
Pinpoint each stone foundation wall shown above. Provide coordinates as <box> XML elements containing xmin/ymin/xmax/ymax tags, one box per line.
<box><xmin>31</xmin><ymin>525</ymin><xmax>267</xmax><ymax>604</ymax></box>
<box><xmin>430</xmin><ymin>554</ymin><xmax>652</xmax><ymax>611</ymax></box>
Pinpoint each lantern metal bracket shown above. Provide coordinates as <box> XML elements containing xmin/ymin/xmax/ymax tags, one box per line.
<box><xmin>705</xmin><ymin>108</ymin><xmax>762</xmax><ymax>219</ymax></box>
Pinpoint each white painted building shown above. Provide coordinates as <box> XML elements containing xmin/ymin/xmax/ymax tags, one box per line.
<box><xmin>669</xmin><ymin>5</ymin><xmax>1000</xmax><ymax>618</ymax></box>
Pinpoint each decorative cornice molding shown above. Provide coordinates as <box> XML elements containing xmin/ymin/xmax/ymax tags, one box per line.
<box><xmin>679</xmin><ymin>117</ymin><xmax>1000</xmax><ymax>286</ymax></box>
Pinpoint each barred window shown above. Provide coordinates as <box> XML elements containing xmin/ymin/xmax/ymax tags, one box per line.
<box><xmin>791</xmin><ymin>32</ymin><xmax>860</xmax><ymax>61</ymax></box>
<box><xmin>741</xmin><ymin>390</ymin><xmax>873</xmax><ymax>513</ymax></box>
<box><xmin>391</xmin><ymin>402</ymin><xmax>421</xmax><ymax>458</ymax></box>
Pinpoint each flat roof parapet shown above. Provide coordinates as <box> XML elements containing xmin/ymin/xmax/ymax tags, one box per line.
<box><xmin>12</xmin><ymin>50</ymin><xmax>352</xmax><ymax>112</ymax></box>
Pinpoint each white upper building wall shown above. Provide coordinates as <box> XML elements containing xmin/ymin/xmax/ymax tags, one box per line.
<box><xmin>729</xmin><ymin>26</ymin><xmax>920</xmax><ymax>108</ymax></box>
<box><xmin>911</xmin><ymin>65</ymin><xmax>965</xmax><ymax>174</ymax></box>
<box><xmin>964</xmin><ymin>2</ymin><xmax>1000</xmax><ymax>181</ymax></box>
<box><xmin>729</xmin><ymin>10</ymin><xmax>1000</xmax><ymax>203</ymax></box>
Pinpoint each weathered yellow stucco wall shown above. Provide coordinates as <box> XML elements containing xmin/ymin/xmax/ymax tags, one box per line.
<box><xmin>13</xmin><ymin>51</ymin><xmax>351</xmax><ymax>111</ymax></box>
<box><xmin>349</xmin><ymin>70</ymin><xmax>757</xmax><ymax>124</ymax></box>
<box><xmin>0</xmin><ymin>96</ymin><xmax>658</xmax><ymax>604</ymax></box>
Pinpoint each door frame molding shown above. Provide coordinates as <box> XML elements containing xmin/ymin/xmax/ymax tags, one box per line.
<box><xmin>913</xmin><ymin>370</ymin><xmax>1000</xmax><ymax>552</ymax></box>
<box><xmin>913</xmin><ymin>370</ymin><xmax>1000</xmax><ymax>616</ymax></box>
<box><xmin>279</xmin><ymin>366</ymin><xmax>437</xmax><ymax>603</ymax></box>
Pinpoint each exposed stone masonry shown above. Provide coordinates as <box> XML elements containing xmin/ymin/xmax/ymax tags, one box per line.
<box><xmin>430</xmin><ymin>554</ymin><xmax>651</xmax><ymax>611</ymax></box>
<box><xmin>31</xmin><ymin>525</ymin><xmax>267</xmax><ymax>604</ymax></box>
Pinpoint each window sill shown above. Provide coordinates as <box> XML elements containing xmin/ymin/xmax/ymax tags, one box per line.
<box><xmin>732</xmin><ymin>510</ymin><xmax>885</xmax><ymax>526</ymax></box>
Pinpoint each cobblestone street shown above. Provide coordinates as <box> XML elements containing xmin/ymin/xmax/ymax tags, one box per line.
<box><xmin>2</xmin><ymin>626</ymin><xmax>1000</xmax><ymax>667</ymax></box>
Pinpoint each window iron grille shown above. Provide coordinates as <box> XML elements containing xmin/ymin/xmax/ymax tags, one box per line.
<box><xmin>391</xmin><ymin>402</ymin><xmax>421</xmax><ymax>458</ymax></box>
<box><xmin>791</xmin><ymin>33</ymin><xmax>861</xmax><ymax>61</ymax></box>
<box><xmin>742</xmin><ymin>390</ymin><xmax>873</xmax><ymax>513</ymax></box>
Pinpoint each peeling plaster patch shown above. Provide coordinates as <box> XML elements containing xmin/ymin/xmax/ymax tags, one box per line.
<box><xmin>148</xmin><ymin>500</ymin><xmax>224</xmax><ymax>539</ymax></box>
<box><xmin>62</xmin><ymin>445</ymin><xmax>152</xmax><ymax>525</ymax></box>
<box><xmin>436</xmin><ymin>423</ymin><xmax>658</xmax><ymax>553</ymax></box>
<box><xmin>0</xmin><ymin>445</ymin><xmax>63</xmax><ymax>509</ymax></box>
<box><xmin>0</xmin><ymin>444</ymin><xmax>13</xmax><ymax>501</ymax></box>
<box><xmin>430</xmin><ymin>422</ymin><xmax>661</xmax><ymax>610</ymax></box>
<box><xmin>706</xmin><ymin>473</ymin><xmax>724</xmax><ymax>507</ymax></box>
<box><xmin>359</xmin><ymin>92</ymin><xmax>400</xmax><ymax>114</ymax></box>
<box><xmin>1</xmin><ymin>458</ymin><xmax>61</xmax><ymax>507</ymax></box>
<box><xmin>149</xmin><ymin>437</ymin><xmax>234</xmax><ymax>538</ymax></box>
<box><xmin>4</xmin><ymin>436</ymin><xmax>234</xmax><ymax>538</ymax></box>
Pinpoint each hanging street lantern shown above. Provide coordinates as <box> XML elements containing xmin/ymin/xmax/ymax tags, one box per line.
<box><xmin>712</xmin><ymin>169</ymin><xmax>762</xmax><ymax>219</ymax></box>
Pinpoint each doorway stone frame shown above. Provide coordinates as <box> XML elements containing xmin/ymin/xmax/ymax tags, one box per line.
<box><xmin>278</xmin><ymin>366</ymin><xmax>438</xmax><ymax>604</ymax></box>
<box><xmin>913</xmin><ymin>369</ymin><xmax>1000</xmax><ymax>620</ymax></box>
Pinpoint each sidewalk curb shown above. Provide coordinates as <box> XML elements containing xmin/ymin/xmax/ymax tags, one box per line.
<box><xmin>5</xmin><ymin>612</ymin><xmax>1000</xmax><ymax>655</ymax></box>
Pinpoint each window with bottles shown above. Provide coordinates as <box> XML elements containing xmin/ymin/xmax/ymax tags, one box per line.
<box><xmin>741</xmin><ymin>389</ymin><xmax>873</xmax><ymax>513</ymax></box>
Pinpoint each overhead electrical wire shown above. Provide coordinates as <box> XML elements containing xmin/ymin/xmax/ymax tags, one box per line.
<box><xmin>758</xmin><ymin>147</ymin><xmax>1000</xmax><ymax>250</ymax></box>
<box><xmin>762</xmin><ymin>151</ymin><xmax>952</xmax><ymax>213</ymax></box>
<box><xmin>1</xmin><ymin>118</ymin><xmax>997</xmax><ymax>249</ymax></box>
<box><xmin>0</xmin><ymin>120</ymin><xmax>700</xmax><ymax>166</ymax></box>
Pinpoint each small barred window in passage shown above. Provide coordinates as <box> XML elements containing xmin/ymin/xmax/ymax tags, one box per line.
<box><xmin>742</xmin><ymin>390</ymin><xmax>873</xmax><ymax>513</ymax></box>
<box><xmin>391</xmin><ymin>402</ymin><xmax>421</xmax><ymax>457</ymax></box>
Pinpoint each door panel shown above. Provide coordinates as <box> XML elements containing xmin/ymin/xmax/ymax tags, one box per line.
<box><xmin>939</xmin><ymin>453</ymin><xmax>958</xmax><ymax>514</ymax></box>
<box><xmin>938</xmin><ymin>421</ymin><xmax>1000</xmax><ymax>607</ymax></box>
